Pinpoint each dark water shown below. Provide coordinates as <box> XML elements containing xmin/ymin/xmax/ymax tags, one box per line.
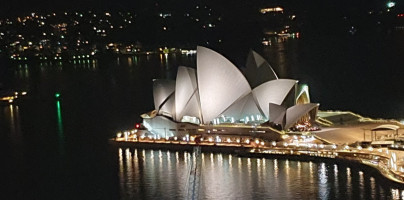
<box><xmin>2</xmin><ymin>34</ymin><xmax>404</xmax><ymax>199</ymax></box>
<box><xmin>119</xmin><ymin>149</ymin><xmax>403</xmax><ymax>200</ymax></box>
<box><xmin>261</xmin><ymin>33</ymin><xmax>404</xmax><ymax>120</ymax></box>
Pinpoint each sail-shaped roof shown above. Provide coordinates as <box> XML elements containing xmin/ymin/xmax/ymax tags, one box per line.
<box><xmin>175</xmin><ymin>66</ymin><xmax>200</xmax><ymax>120</ymax></box>
<box><xmin>159</xmin><ymin>93</ymin><xmax>175</xmax><ymax>118</ymax></box>
<box><xmin>221</xmin><ymin>93</ymin><xmax>263</xmax><ymax>121</ymax></box>
<box><xmin>268</xmin><ymin>103</ymin><xmax>287</xmax><ymax>126</ymax></box>
<box><xmin>153</xmin><ymin>79</ymin><xmax>175</xmax><ymax>111</ymax></box>
<box><xmin>244</xmin><ymin>50</ymin><xmax>278</xmax><ymax>89</ymax></box>
<box><xmin>285</xmin><ymin>103</ymin><xmax>319</xmax><ymax>129</ymax></box>
<box><xmin>269</xmin><ymin>103</ymin><xmax>319</xmax><ymax>130</ymax></box>
<box><xmin>252</xmin><ymin>79</ymin><xmax>297</xmax><ymax>118</ymax></box>
<box><xmin>197</xmin><ymin>46</ymin><xmax>251</xmax><ymax>123</ymax></box>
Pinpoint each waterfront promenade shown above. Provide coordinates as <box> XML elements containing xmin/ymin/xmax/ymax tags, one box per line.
<box><xmin>112</xmin><ymin>133</ymin><xmax>404</xmax><ymax>184</ymax></box>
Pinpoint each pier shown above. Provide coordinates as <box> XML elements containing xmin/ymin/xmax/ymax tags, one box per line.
<box><xmin>111</xmin><ymin>135</ymin><xmax>404</xmax><ymax>185</ymax></box>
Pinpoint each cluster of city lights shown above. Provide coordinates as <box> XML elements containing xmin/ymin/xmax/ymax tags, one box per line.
<box><xmin>116</xmin><ymin>129</ymin><xmax>272</xmax><ymax>146</ymax></box>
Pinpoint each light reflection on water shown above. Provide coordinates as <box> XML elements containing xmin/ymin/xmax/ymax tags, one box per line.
<box><xmin>117</xmin><ymin>148</ymin><xmax>404</xmax><ymax>200</ymax></box>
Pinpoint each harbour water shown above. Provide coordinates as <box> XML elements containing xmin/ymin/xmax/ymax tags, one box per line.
<box><xmin>118</xmin><ymin>148</ymin><xmax>404</xmax><ymax>199</ymax></box>
<box><xmin>2</xmin><ymin>33</ymin><xmax>404</xmax><ymax>199</ymax></box>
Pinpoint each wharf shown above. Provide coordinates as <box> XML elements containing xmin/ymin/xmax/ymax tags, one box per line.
<box><xmin>110</xmin><ymin>138</ymin><xmax>404</xmax><ymax>185</ymax></box>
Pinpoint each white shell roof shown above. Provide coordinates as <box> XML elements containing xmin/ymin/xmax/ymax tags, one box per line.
<box><xmin>269</xmin><ymin>103</ymin><xmax>318</xmax><ymax>130</ymax></box>
<box><xmin>285</xmin><ymin>103</ymin><xmax>319</xmax><ymax>129</ymax></box>
<box><xmin>244</xmin><ymin>50</ymin><xmax>278</xmax><ymax>89</ymax></box>
<box><xmin>252</xmin><ymin>79</ymin><xmax>297</xmax><ymax>118</ymax></box>
<box><xmin>175</xmin><ymin>66</ymin><xmax>201</xmax><ymax>120</ymax></box>
<box><xmin>159</xmin><ymin>93</ymin><xmax>175</xmax><ymax>118</ymax></box>
<box><xmin>197</xmin><ymin>46</ymin><xmax>251</xmax><ymax>123</ymax></box>
<box><xmin>268</xmin><ymin>103</ymin><xmax>287</xmax><ymax>125</ymax></box>
<box><xmin>153</xmin><ymin>79</ymin><xmax>175</xmax><ymax>111</ymax></box>
<box><xmin>221</xmin><ymin>93</ymin><xmax>263</xmax><ymax>121</ymax></box>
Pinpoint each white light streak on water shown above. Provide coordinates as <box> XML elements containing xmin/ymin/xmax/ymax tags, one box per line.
<box><xmin>318</xmin><ymin>163</ymin><xmax>329</xmax><ymax>199</ymax></box>
<box><xmin>347</xmin><ymin>167</ymin><xmax>352</xmax><ymax>197</ymax></box>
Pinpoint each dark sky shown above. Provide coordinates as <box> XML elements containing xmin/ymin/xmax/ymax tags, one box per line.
<box><xmin>1</xmin><ymin>0</ymin><xmax>121</xmax><ymax>12</ymax></box>
<box><xmin>1</xmin><ymin>0</ymin><xmax>402</xmax><ymax>17</ymax></box>
<box><xmin>0</xmin><ymin>0</ymin><xmax>148</xmax><ymax>16</ymax></box>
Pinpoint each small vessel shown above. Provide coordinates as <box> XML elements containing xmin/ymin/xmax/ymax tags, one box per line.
<box><xmin>0</xmin><ymin>90</ymin><xmax>27</xmax><ymax>105</ymax></box>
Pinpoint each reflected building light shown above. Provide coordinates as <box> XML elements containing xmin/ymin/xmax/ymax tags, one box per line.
<box><xmin>165</xmin><ymin>54</ymin><xmax>169</xmax><ymax>69</ymax></box>
<box><xmin>359</xmin><ymin>171</ymin><xmax>364</xmax><ymax>197</ymax></box>
<box><xmin>134</xmin><ymin>149</ymin><xmax>138</xmax><ymax>162</ymax></box>
<box><xmin>118</xmin><ymin>148</ymin><xmax>124</xmax><ymax>190</ymax></box>
<box><xmin>150</xmin><ymin>150</ymin><xmax>155</xmax><ymax>169</ymax></box>
<box><xmin>160</xmin><ymin>54</ymin><xmax>163</xmax><ymax>64</ymax></box>
<box><xmin>318</xmin><ymin>163</ymin><xmax>329</xmax><ymax>199</ymax></box>
<box><xmin>167</xmin><ymin>151</ymin><xmax>171</xmax><ymax>167</ymax></box>
<box><xmin>347</xmin><ymin>167</ymin><xmax>352</xmax><ymax>197</ymax></box>
<box><xmin>119</xmin><ymin>148</ymin><xmax>123</xmax><ymax>161</ymax></box>
<box><xmin>9</xmin><ymin>105</ymin><xmax>15</xmax><ymax>133</ymax></box>
<box><xmin>262</xmin><ymin>158</ymin><xmax>266</xmax><ymax>168</ymax></box>
<box><xmin>184</xmin><ymin>152</ymin><xmax>188</xmax><ymax>164</ymax></box>
<box><xmin>159</xmin><ymin>150</ymin><xmax>162</xmax><ymax>160</ymax></box>
<box><xmin>274</xmin><ymin>159</ymin><xmax>279</xmax><ymax>182</ymax></box>
<box><xmin>238</xmin><ymin>157</ymin><xmax>242</xmax><ymax>173</ymax></box>
<box><xmin>309</xmin><ymin>161</ymin><xmax>313</xmax><ymax>180</ymax></box>
<box><xmin>125</xmin><ymin>148</ymin><xmax>131</xmax><ymax>160</ymax></box>
<box><xmin>319</xmin><ymin>163</ymin><xmax>327</xmax><ymax>183</ymax></box>
<box><xmin>370</xmin><ymin>177</ymin><xmax>376</xmax><ymax>198</ymax></box>
<box><xmin>334</xmin><ymin>164</ymin><xmax>338</xmax><ymax>175</ymax></box>
<box><xmin>218</xmin><ymin>153</ymin><xmax>223</xmax><ymax>166</ymax></box>
<box><xmin>210</xmin><ymin>153</ymin><xmax>214</xmax><ymax>167</ymax></box>
<box><xmin>247</xmin><ymin>158</ymin><xmax>252</xmax><ymax>177</ymax></box>
<box><xmin>391</xmin><ymin>189</ymin><xmax>399</xmax><ymax>200</ymax></box>
<box><xmin>126</xmin><ymin>149</ymin><xmax>132</xmax><ymax>173</ymax></box>
<box><xmin>133</xmin><ymin>56</ymin><xmax>138</xmax><ymax>66</ymax></box>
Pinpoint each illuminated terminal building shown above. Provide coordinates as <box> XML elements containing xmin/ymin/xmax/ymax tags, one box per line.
<box><xmin>141</xmin><ymin>46</ymin><xmax>319</xmax><ymax>141</ymax></box>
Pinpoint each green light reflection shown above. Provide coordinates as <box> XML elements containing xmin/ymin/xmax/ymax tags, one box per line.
<box><xmin>56</xmin><ymin>100</ymin><xmax>65</xmax><ymax>155</ymax></box>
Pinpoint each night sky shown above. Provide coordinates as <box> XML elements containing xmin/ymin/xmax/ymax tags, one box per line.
<box><xmin>2</xmin><ymin>0</ymin><xmax>402</xmax><ymax>16</ymax></box>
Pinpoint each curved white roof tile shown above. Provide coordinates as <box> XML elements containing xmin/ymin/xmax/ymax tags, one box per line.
<box><xmin>296</xmin><ymin>85</ymin><xmax>311</xmax><ymax>104</ymax></box>
<box><xmin>153</xmin><ymin>79</ymin><xmax>175</xmax><ymax>111</ymax></box>
<box><xmin>159</xmin><ymin>93</ymin><xmax>176</xmax><ymax>118</ymax></box>
<box><xmin>244</xmin><ymin>50</ymin><xmax>278</xmax><ymax>89</ymax></box>
<box><xmin>268</xmin><ymin>103</ymin><xmax>287</xmax><ymax>126</ymax></box>
<box><xmin>175</xmin><ymin>66</ymin><xmax>200</xmax><ymax>120</ymax></box>
<box><xmin>285</xmin><ymin>103</ymin><xmax>319</xmax><ymax>129</ymax></box>
<box><xmin>197</xmin><ymin>46</ymin><xmax>251</xmax><ymax>123</ymax></box>
<box><xmin>221</xmin><ymin>93</ymin><xmax>262</xmax><ymax>121</ymax></box>
<box><xmin>179</xmin><ymin>91</ymin><xmax>201</xmax><ymax>120</ymax></box>
<box><xmin>252</xmin><ymin>79</ymin><xmax>297</xmax><ymax>118</ymax></box>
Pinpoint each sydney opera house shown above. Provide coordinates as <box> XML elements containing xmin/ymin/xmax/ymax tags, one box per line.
<box><xmin>141</xmin><ymin>46</ymin><xmax>319</xmax><ymax>141</ymax></box>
